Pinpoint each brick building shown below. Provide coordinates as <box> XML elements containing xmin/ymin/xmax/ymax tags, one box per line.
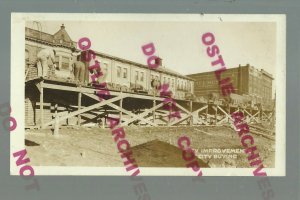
<box><xmin>187</xmin><ymin>64</ymin><xmax>273</xmax><ymax>107</ymax></box>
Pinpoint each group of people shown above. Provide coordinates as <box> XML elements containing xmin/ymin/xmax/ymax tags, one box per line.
<box><xmin>35</xmin><ymin>47</ymin><xmax>100</xmax><ymax>85</ymax></box>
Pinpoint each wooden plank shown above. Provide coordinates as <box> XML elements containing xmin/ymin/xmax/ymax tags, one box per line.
<box><xmin>43</xmin><ymin>82</ymin><xmax>96</xmax><ymax>94</ymax></box>
<box><xmin>43</xmin><ymin>82</ymin><xmax>165</xmax><ymax>101</ymax></box>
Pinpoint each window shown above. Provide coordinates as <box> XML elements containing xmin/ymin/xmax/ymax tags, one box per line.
<box><xmin>117</xmin><ymin>66</ymin><xmax>121</xmax><ymax>78</ymax></box>
<box><xmin>140</xmin><ymin>72</ymin><xmax>144</xmax><ymax>81</ymax></box>
<box><xmin>171</xmin><ymin>79</ymin><xmax>174</xmax><ymax>88</ymax></box>
<box><xmin>123</xmin><ymin>68</ymin><xmax>127</xmax><ymax>78</ymax></box>
<box><xmin>102</xmin><ymin>63</ymin><xmax>108</xmax><ymax>77</ymax></box>
<box><xmin>135</xmin><ymin>71</ymin><xmax>139</xmax><ymax>81</ymax></box>
<box><xmin>164</xmin><ymin>77</ymin><xmax>166</xmax><ymax>84</ymax></box>
<box><xmin>61</xmin><ymin>56</ymin><xmax>69</xmax><ymax>70</ymax></box>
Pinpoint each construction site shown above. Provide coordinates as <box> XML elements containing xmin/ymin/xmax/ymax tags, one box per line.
<box><xmin>24</xmin><ymin>22</ymin><xmax>276</xmax><ymax>169</ymax></box>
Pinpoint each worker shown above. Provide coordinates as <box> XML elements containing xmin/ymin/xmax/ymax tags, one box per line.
<box><xmin>36</xmin><ymin>48</ymin><xmax>56</xmax><ymax>78</ymax></box>
<box><xmin>70</xmin><ymin>48</ymin><xmax>85</xmax><ymax>84</ymax></box>
<box><xmin>72</xmin><ymin>56</ymin><xmax>86</xmax><ymax>84</ymax></box>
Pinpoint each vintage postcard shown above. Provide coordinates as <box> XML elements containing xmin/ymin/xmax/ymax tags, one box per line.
<box><xmin>10</xmin><ymin>13</ymin><xmax>285</xmax><ymax>176</ymax></box>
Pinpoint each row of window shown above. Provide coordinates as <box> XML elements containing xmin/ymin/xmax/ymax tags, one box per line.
<box><xmin>116</xmin><ymin>67</ymin><xmax>145</xmax><ymax>82</ymax></box>
<box><xmin>25</xmin><ymin>49</ymin><xmax>192</xmax><ymax>91</ymax></box>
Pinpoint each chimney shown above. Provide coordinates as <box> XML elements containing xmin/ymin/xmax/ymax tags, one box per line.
<box><xmin>155</xmin><ymin>57</ymin><xmax>162</xmax><ymax>66</ymax></box>
<box><xmin>61</xmin><ymin>24</ymin><xmax>65</xmax><ymax>30</ymax></box>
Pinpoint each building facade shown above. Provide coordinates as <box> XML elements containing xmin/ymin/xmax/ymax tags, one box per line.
<box><xmin>25</xmin><ymin>24</ymin><xmax>194</xmax><ymax>99</ymax></box>
<box><xmin>187</xmin><ymin>64</ymin><xmax>273</xmax><ymax>107</ymax></box>
<box><xmin>25</xmin><ymin>24</ymin><xmax>195</xmax><ymax>126</ymax></box>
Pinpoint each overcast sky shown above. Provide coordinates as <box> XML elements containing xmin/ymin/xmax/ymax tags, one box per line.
<box><xmin>26</xmin><ymin>21</ymin><xmax>276</xmax><ymax>77</ymax></box>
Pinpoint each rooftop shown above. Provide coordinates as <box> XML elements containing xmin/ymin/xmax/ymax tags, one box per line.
<box><xmin>25</xmin><ymin>25</ymin><xmax>193</xmax><ymax>81</ymax></box>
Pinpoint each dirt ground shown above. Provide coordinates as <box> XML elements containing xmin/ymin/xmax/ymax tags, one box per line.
<box><xmin>25</xmin><ymin>125</ymin><xmax>275</xmax><ymax>168</ymax></box>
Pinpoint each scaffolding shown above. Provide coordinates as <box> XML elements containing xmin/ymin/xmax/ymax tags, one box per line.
<box><xmin>25</xmin><ymin>78</ymin><xmax>275</xmax><ymax>134</ymax></box>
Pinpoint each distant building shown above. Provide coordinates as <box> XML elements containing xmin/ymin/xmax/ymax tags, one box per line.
<box><xmin>187</xmin><ymin>64</ymin><xmax>273</xmax><ymax>107</ymax></box>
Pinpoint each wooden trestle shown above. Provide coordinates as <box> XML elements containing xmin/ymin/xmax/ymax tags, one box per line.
<box><xmin>26</xmin><ymin>79</ymin><xmax>275</xmax><ymax>131</ymax></box>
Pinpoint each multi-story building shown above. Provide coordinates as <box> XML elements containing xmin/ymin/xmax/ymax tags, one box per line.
<box><xmin>25</xmin><ymin>24</ymin><xmax>194</xmax><ymax>126</ymax></box>
<box><xmin>187</xmin><ymin>64</ymin><xmax>273</xmax><ymax>107</ymax></box>
<box><xmin>25</xmin><ymin>24</ymin><xmax>194</xmax><ymax>98</ymax></box>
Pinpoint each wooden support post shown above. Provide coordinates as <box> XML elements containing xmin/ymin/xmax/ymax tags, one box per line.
<box><xmin>228</xmin><ymin>106</ymin><xmax>231</xmax><ymax>123</ymax></box>
<box><xmin>153</xmin><ymin>98</ymin><xmax>156</xmax><ymax>123</ymax></box>
<box><xmin>101</xmin><ymin>117</ymin><xmax>105</xmax><ymax>129</ymax></box>
<box><xmin>206</xmin><ymin>102</ymin><xmax>209</xmax><ymax>123</ymax></box>
<box><xmin>54</xmin><ymin>114</ymin><xmax>59</xmax><ymax>136</ymax></box>
<box><xmin>120</xmin><ymin>98</ymin><xmax>123</xmax><ymax>122</ymax></box>
<box><xmin>53</xmin><ymin>103</ymin><xmax>58</xmax><ymax>129</ymax></box>
<box><xmin>40</xmin><ymin>81</ymin><xmax>44</xmax><ymax>129</ymax></box>
<box><xmin>78</xmin><ymin>91</ymin><xmax>82</xmax><ymax>126</ymax></box>
<box><xmin>189</xmin><ymin>100</ymin><xmax>193</xmax><ymax>126</ymax></box>
<box><xmin>215</xmin><ymin>105</ymin><xmax>218</xmax><ymax>125</ymax></box>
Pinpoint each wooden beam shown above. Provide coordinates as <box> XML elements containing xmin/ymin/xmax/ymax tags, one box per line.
<box><xmin>42</xmin><ymin>82</ymin><xmax>165</xmax><ymax>101</ymax></box>
<box><xmin>120</xmin><ymin>97</ymin><xmax>123</xmax><ymax>122</ymax></box>
<box><xmin>153</xmin><ymin>98</ymin><xmax>156</xmax><ymax>123</ymax></box>
<box><xmin>214</xmin><ymin>105</ymin><xmax>218</xmax><ymax>125</ymax></box>
<box><xmin>43</xmin><ymin>95</ymin><xmax>124</xmax><ymax>127</ymax></box>
<box><xmin>192</xmin><ymin>105</ymin><xmax>208</xmax><ymax>115</ymax></box>
<box><xmin>217</xmin><ymin>105</ymin><xmax>234</xmax><ymax>122</ymax></box>
<box><xmin>169</xmin><ymin>113</ymin><xmax>191</xmax><ymax>126</ymax></box>
<box><xmin>189</xmin><ymin>100</ymin><xmax>193</xmax><ymax>126</ymax></box>
<box><xmin>107</xmin><ymin>102</ymin><xmax>157</xmax><ymax>127</ymax></box>
<box><xmin>43</xmin><ymin>82</ymin><xmax>96</xmax><ymax>94</ymax></box>
<box><xmin>53</xmin><ymin>114</ymin><xmax>59</xmax><ymax>136</ymax></box>
<box><xmin>40</xmin><ymin>81</ymin><xmax>44</xmax><ymax>128</ymax></box>
<box><xmin>121</xmin><ymin>103</ymin><xmax>164</xmax><ymax>126</ymax></box>
<box><xmin>173</xmin><ymin>102</ymin><xmax>191</xmax><ymax>115</ymax></box>
<box><xmin>247</xmin><ymin>111</ymin><xmax>260</xmax><ymax>124</ymax></box>
<box><xmin>34</xmin><ymin>82</ymin><xmax>41</xmax><ymax>93</ymax></box>
<box><xmin>53</xmin><ymin>103</ymin><xmax>58</xmax><ymax>128</ymax></box>
<box><xmin>78</xmin><ymin>90</ymin><xmax>82</xmax><ymax>126</ymax></box>
<box><xmin>83</xmin><ymin>93</ymin><xmax>159</xmax><ymax>127</ymax></box>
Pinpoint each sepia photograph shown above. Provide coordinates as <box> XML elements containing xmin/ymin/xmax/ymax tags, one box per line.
<box><xmin>10</xmin><ymin>13</ymin><xmax>285</xmax><ymax>176</ymax></box>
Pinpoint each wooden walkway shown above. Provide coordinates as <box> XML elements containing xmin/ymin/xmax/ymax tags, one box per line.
<box><xmin>25</xmin><ymin>78</ymin><xmax>275</xmax><ymax>132</ymax></box>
